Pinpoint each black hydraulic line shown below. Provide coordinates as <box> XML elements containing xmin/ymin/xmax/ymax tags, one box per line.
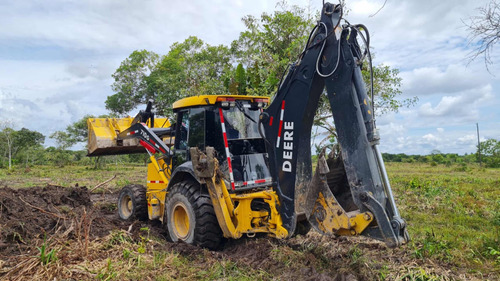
<box><xmin>315</xmin><ymin>21</ymin><xmax>342</xmax><ymax>77</ymax></box>
<box><xmin>348</xmin><ymin>23</ymin><xmax>375</xmax><ymax>115</ymax></box>
<box><xmin>298</xmin><ymin>24</ymin><xmax>319</xmax><ymax>59</ymax></box>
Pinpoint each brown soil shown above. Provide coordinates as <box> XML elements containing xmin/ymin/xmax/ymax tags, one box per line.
<box><xmin>0</xmin><ymin>185</ymin><xmax>125</xmax><ymax>255</ymax></box>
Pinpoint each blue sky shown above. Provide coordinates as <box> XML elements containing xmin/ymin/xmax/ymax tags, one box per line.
<box><xmin>0</xmin><ymin>0</ymin><xmax>499</xmax><ymax>155</ymax></box>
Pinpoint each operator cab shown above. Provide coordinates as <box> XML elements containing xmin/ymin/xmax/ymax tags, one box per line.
<box><xmin>172</xmin><ymin>95</ymin><xmax>271</xmax><ymax>191</ymax></box>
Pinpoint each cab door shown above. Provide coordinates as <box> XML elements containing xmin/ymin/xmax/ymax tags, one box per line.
<box><xmin>173</xmin><ymin>110</ymin><xmax>189</xmax><ymax>167</ymax></box>
<box><xmin>173</xmin><ymin>108</ymin><xmax>205</xmax><ymax>168</ymax></box>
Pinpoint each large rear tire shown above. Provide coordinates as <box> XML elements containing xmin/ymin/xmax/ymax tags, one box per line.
<box><xmin>165</xmin><ymin>180</ymin><xmax>222</xmax><ymax>250</ymax></box>
<box><xmin>117</xmin><ymin>184</ymin><xmax>148</xmax><ymax>221</ymax></box>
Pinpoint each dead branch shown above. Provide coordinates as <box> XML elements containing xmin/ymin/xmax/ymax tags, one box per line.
<box><xmin>18</xmin><ymin>196</ymin><xmax>67</xmax><ymax>220</ymax></box>
<box><xmin>90</xmin><ymin>174</ymin><xmax>117</xmax><ymax>192</ymax></box>
<box><xmin>464</xmin><ymin>0</ymin><xmax>500</xmax><ymax>71</ymax></box>
<box><xmin>369</xmin><ymin>0</ymin><xmax>387</xmax><ymax>17</ymax></box>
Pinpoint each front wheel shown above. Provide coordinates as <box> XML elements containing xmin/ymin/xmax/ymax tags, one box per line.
<box><xmin>165</xmin><ymin>180</ymin><xmax>222</xmax><ymax>250</ymax></box>
<box><xmin>117</xmin><ymin>184</ymin><xmax>148</xmax><ymax>221</ymax></box>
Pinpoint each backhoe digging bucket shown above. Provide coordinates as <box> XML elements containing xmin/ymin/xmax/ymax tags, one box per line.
<box><xmin>304</xmin><ymin>151</ymin><xmax>374</xmax><ymax>236</ymax></box>
<box><xmin>87</xmin><ymin>117</ymin><xmax>170</xmax><ymax>156</ymax></box>
<box><xmin>304</xmin><ymin>150</ymin><xmax>409</xmax><ymax>248</ymax></box>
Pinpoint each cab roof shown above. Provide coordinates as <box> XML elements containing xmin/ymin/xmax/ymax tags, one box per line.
<box><xmin>172</xmin><ymin>95</ymin><xmax>269</xmax><ymax>110</ymax></box>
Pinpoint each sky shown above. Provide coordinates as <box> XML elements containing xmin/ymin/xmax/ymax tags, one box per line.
<box><xmin>0</xmin><ymin>0</ymin><xmax>499</xmax><ymax>155</ymax></box>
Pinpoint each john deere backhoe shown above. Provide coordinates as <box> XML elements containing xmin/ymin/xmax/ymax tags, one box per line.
<box><xmin>88</xmin><ymin>2</ymin><xmax>409</xmax><ymax>250</ymax></box>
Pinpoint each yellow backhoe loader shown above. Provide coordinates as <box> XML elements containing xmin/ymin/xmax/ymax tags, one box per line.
<box><xmin>88</xmin><ymin>2</ymin><xmax>409</xmax><ymax>250</ymax></box>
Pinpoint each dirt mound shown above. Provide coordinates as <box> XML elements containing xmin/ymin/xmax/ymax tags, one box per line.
<box><xmin>0</xmin><ymin>185</ymin><xmax>88</xmax><ymax>240</ymax></box>
<box><xmin>0</xmin><ymin>185</ymin><xmax>132</xmax><ymax>256</ymax></box>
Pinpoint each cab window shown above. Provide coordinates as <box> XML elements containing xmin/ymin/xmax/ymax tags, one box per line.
<box><xmin>175</xmin><ymin>111</ymin><xmax>189</xmax><ymax>150</ymax></box>
<box><xmin>188</xmin><ymin>107</ymin><xmax>205</xmax><ymax>149</ymax></box>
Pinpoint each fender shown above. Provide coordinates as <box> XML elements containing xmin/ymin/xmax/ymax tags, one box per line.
<box><xmin>167</xmin><ymin>161</ymin><xmax>200</xmax><ymax>190</ymax></box>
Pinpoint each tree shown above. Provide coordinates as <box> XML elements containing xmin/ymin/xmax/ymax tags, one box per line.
<box><xmin>231</xmin><ymin>3</ymin><xmax>314</xmax><ymax>96</ymax></box>
<box><xmin>66</xmin><ymin>114</ymin><xmax>97</xmax><ymax>143</ymax></box>
<box><xmin>231</xmin><ymin>2</ymin><xmax>415</xmax><ymax>145</ymax></box>
<box><xmin>50</xmin><ymin>114</ymin><xmax>112</xmax><ymax>150</ymax></box>
<box><xmin>465</xmin><ymin>0</ymin><xmax>500</xmax><ymax>68</ymax></box>
<box><xmin>50</xmin><ymin>131</ymin><xmax>75</xmax><ymax>150</ymax></box>
<box><xmin>0</xmin><ymin>121</ymin><xmax>15</xmax><ymax>169</ymax></box>
<box><xmin>13</xmin><ymin>128</ymin><xmax>45</xmax><ymax>167</ymax></box>
<box><xmin>107</xmin><ymin>37</ymin><xmax>232</xmax><ymax>118</ymax></box>
<box><xmin>235</xmin><ymin>63</ymin><xmax>247</xmax><ymax>94</ymax></box>
<box><xmin>478</xmin><ymin>138</ymin><xmax>500</xmax><ymax>167</ymax></box>
<box><xmin>107</xmin><ymin>50</ymin><xmax>160</xmax><ymax>115</ymax></box>
<box><xmin>362</xmin><ymin>62</ymin><xmax>418</xmax><ymax>115</ymax></box>
<box><xmin>0</xmin><ymin>123</ymin><xmax>45</xmax><ymax>169</ymax></box>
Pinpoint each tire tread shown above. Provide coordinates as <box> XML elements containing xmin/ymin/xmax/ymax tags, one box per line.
<box><xmin>118</xmin><ymin>184</ymin><xmax>148</xmax><ymax>221</ymax></box>
<box><xmin>166</xmin><ymin>180</ymin><xmax>222</xmax><ymax>250</ymax></box>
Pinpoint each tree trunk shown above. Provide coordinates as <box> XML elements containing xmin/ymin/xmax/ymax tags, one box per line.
<box><xmin>7</xmin><ymin>138</ymin><xmax>11</xmax><ymax>169</ymax></box>
<box><xmin>94</xmin><ymin>156</ymin><xmax>101</xmax><ymax>169</ymax></box>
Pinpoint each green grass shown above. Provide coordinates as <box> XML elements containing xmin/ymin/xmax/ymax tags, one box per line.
<box><xmin>0</xmin><ymin>164</ymin><xmax>147</xmax><ymax>190</ymax></box>
<box><xmin>92</xmin><ymin>230</ymin><xmax>269</xmax><ymax>281</ymax></box>
<box><xmin>387</xmin><ymin>162</ymin><xmax>500</xmax><ymax>273</ymax></box>
<box><xmin>37</xmin><ymin>236</ymin><xmax>58</xmax><ymax>265</ymax></box>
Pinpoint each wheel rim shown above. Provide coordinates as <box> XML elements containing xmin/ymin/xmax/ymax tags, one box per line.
<box><xmin>120</xmin><ymin>195</ymin><xmax>133</xmax><ymax>218</ymax></box>
<box><xmin>172</xmin><ymin>202</ymin><xmax>190</xmax><ymax>240</ymax></box>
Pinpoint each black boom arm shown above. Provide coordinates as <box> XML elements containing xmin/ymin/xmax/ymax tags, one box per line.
<box><xmin>262</xmin><ymin>2</ymin><xmax>408</xmax><ymax>247</ymax></box>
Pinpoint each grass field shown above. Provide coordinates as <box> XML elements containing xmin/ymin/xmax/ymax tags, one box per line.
<box><xmin>387</xmin><ymin>163</ymin><xmax>500</xmax><ymax>277</ymax></box>
<box><xmin>0</xmin><ymin>162</ymin><xmax>499</xmax><ymax>280</ymax></box>
<box><xmin>0</xmin><ymin>163</ymin><xmax>147</xmax><ymax>190</ymax></box>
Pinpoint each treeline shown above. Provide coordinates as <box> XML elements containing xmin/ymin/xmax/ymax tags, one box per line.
<box><xmin>382</xmin><ymin>152</ymin><xmax>476</xmax><ymax>165</ymax></box>
<box><xmin>0</xmin><ymin>147</ymin><xmax>147</xmax><ymax>169</ymax></box>
<box><xmin>0</xmin><ymin>126</ymin><xmax>146</xmax><ymax>169</ymax></box>
<box><xmin>2</xmin><ymin>126</ymin><xmax>499</xmax><ymax>169</ymax></box>
<box><xmin>382</xmin><ymin>140</ymin><xmax>500</xmax><ymax>168</ymax></box>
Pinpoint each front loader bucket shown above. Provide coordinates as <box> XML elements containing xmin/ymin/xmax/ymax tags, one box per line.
<box><xmin>87</xmin><ymin>117</ymin><xmax>170</xmax><ymax>156</ymax></box>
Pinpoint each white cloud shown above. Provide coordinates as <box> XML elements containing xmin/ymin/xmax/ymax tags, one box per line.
<box><xmin>457</xmin><ymin>134</ymin><xmax>476</xmax><ymax>145</ymax></box>
<box><xmin>350</xmin><ymin>1</ymin><xmax>384</xmax><ymax>17</ymax></box>
<box><xmin>416</xmin><ymin>84</ymin><xmax>493</xmax><ymax>124</ymax></box>
<box><xmin>0</xmin><ymin>0</ymin><xmax>278</xmax><ymax>54</ymax></box>
<box><xmin>422</xmin><ymin>133</ymin><xmax>439</xmax><ymax>142</ymax></box>
<box><xmin>65</xmin><ymin>61</ymin><xmax>115</xmax><ymax>80</ymax></box>
<box><xmin>378</xmin><ymin>129</ymin><xmax>480</xmax><ymax>155</ymax></box>
<box><xmin>0</xmin><ymin>58</ymin><xmax>112</xmax><ymax>140</ymax></box>
<box><xmin>401</xmin><ymin>64</ymin><xmax>489</xmax><ymax>97</ymax></box>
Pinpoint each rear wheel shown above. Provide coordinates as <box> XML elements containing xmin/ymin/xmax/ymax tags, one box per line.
<box><xmin>117</xmin><ymin>184</ymin><xmax>148</xmax><ymax>221</ymax></box>
<box><xmin>165</xmin><ymin>180</ymin><xmax>222</xmax><ymax>250</ymax></box>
